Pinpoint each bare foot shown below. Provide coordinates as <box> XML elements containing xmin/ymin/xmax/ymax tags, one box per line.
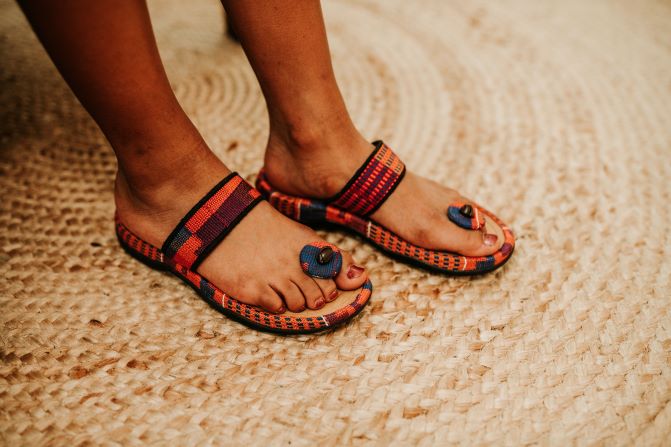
<box><xmin>263</xmin><ymin>131</ymin><xmax>504</xmax><ymax>257</ymax></box>
<box><xmin>114</xmin><ymin>153</ymin><xmax>368</xmax><ymax>314</ymax></box>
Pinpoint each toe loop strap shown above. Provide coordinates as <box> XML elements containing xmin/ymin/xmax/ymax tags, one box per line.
<box><xmin>300</xmin><ymin>242</ymin><xmax>343</xmax><ymax>279</ymax></box>
<box><xmin>447</xmin><ymin>202</ymin><xmax>484</xmax><ymax>230</ymax></box>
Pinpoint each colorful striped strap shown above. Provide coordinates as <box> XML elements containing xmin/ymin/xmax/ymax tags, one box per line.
<box><xmin>161</xmin><ymin>172</ymin><xmax>262</xmax><ymax>270</ymax></box>
<box><xmin>327</xmin><ymin>140</ymin><xmax>406</xmax><ymax>217</ymax></box>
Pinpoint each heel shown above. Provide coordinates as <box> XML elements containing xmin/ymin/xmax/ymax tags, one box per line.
<box><xmin>116</xmin><ymin>234</ymin><xmax>169</xmax><ymax>271</ymax></box>
<box><xmin>114</xmin><ymin>216</ymin><xmax>169</xmax><ymax>272</ymax></box>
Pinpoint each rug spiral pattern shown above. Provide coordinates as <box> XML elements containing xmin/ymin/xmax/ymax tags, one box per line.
<box><xmin>1</xmin><ymin>0</ymin><xmax>670</xmax><ymax>445</ymax></box>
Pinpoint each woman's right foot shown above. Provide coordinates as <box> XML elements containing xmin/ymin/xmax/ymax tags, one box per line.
<box><xmin>114</xmin><ymin>153</ymin><xmax>368</xmax><ymax>314</ymax></box>
<box><xmin>263</xmin><ymin>128</ymin><xmax>505</xmax><ymax>258</ymax></box>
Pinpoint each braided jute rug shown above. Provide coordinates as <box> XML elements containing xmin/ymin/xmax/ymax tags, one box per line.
<box><xmin>1</xmin><ymin>0</ymin><xmax>670</xmax><ymax>445</ymax></box>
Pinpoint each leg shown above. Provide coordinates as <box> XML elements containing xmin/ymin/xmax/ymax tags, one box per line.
<box><xmin>19</xmin><ymin>0</ymin><xmax>368</xmax><ymax>313</ymax></box>
<box><xmin>223</xmin><ymin>0</ymin><xmax>502</xmax><ymax>256</ymax></box>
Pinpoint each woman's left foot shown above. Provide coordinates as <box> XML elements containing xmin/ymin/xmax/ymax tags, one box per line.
<box><xmin>263</xmin><ymin>130</ymin><xmax>504</xmax><ymax>258</ymax></box>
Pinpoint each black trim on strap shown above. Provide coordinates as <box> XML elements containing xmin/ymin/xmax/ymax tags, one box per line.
<box><xmin>160</xmin><ymin>172</ymin><xmax>263</xmax><ymax>271</ymax></box>
<box><xmin>190</xmin><ymin>195</ymin><xmax>262</xmax><ymax>271</ymax></box>
<box><xmin>364</xmin><ymin>165</ymin><xmax>406</xmax><ymax>217</ymax></box>
<box><xmin>161</xmin><ymin>172</ymin><xmax>238</xmax><ymax>254</ymax></box>
<box><xmin>322</xmin><ymin>140</ymin><xmax>385</xmax><ymax>204</ymax></box>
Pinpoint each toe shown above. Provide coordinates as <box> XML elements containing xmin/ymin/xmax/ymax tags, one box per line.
<box><xmin>258</xmin><ymin>285</ymin><xmax>286</xmax><ymax>314</ymax></box>
<box><xmin>436</xmin><ymin>222</ymin><xmax>502</xmax><ymax>257</ymax></box>
<box><xmin>334</xmin><ymin>251</ymin><xmax>368</xmax><ymax>290</ymax></box>
<box><xmin>272</xmin><ymin>280</ymin><xmax>306</xmax><ymax>313</ymax></box>
<box><xmin>313</xmin><ymin>277</ymin><xmax>339</xmax><ymax>303</ymax></box>
<box><xmin>294</xmin><ymin>274</ymin><xmax>326</xmax><ymax>310</ymax></box>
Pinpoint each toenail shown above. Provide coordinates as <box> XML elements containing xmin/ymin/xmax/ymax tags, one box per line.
<box><xmin>484</xmin><ymin>234</ymin><xmax>498</xmax><ymax>246</ymax></box>
<box><xmin>315</xmin><ymin>298</ymin><xmax>325</xmax><ymax>309</ymax></box>
<box><xmin>328</xmin><ymin>289</ymin><xmax>339</xmax><ymax>302</ymax></box>
<box><xmin>274</xmin><ymin>305</ymin><xmax>286</xmax><ymax>314</ymax></box>
<box><xmin>347</xmin><ymin>265</ymin><xmax>365</xmax><ymax>279</ymax></box>
<box><xmin>296</xmin><ymin>304</ymin><xmax>306</xmax><ymax>312</ymax></box>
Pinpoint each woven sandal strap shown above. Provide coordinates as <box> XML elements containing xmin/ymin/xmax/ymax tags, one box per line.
<box><xmin>161</xmin><ymin>172</ymin><xmax>262</xmax><ymax>270</ymax></box>
<box><xmin>327</xmin><ymin>140</ymin><xmax>406</xmax><ymax>217</ymax></box>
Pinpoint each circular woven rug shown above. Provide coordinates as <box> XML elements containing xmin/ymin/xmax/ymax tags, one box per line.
<box><xmin>1</xmin><ymin>0</ymin><xmax>670</xmax><ymax>445</ymax></box>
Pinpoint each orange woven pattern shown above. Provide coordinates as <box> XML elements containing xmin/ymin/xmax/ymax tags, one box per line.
<box><xmin>330</xmin><ymin>141</ymin><xmax>405</xmax><ymax>216</ymax></box>
<box><xmin>162</xmin><ymin>173</ymin><xmax>262</xmax><ymax>270</ymax></box>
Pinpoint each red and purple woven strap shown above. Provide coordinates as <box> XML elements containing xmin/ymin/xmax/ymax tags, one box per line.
<box><xmin>327</xmin><ymin>140</ymin><xmax>406</xmax><ymax>217</ymax></box>
<box><xmin>161</xmin><ymin>172</ymin><xmax>262</xmax><ymax>270</ymax></box>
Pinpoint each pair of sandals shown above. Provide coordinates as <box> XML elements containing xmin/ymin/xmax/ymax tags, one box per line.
<box><xmin>116</xmin><ymin>141</ymin><xmax>515</xmax><ymax>334</ymax></box>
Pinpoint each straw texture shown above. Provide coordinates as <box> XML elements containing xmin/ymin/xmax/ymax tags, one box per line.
<box><xmin>1</xmin><ymin>0</ymin><xmax>670</xmax><ymax>445</ymax></box>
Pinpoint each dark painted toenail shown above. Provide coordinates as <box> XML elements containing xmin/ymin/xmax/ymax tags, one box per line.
<box><xmin>347</xmin><ymin>265</ymin><xmax>364</xmax><ymax>279</ymax></box>
<box><xmin>484</xmin><ymin>234</ymin><xmax>498</xmax><ymax>246</ymax></box>
<box><xmin>315</xmin><ymin>298</ymin><xmax>325</xmax><ymax>309</ymax></box>
<box><xmin>275</xmin><ymin>305</ymin><xmax>286</xmax><ymax>314</ymax></box>
<box><xmin>328</xmin><ymin>290</ymin><xmax>339</xmax><ymax>302</ymax></box>
<box><xmin>459</xmin><ymin>204</ymin><xmax>474</xmax><ymax>218</ymax></box>
<box><xmin>317</xmin><ymin>246</ymin><xmax>334</xmax><ymax>265</ymax></box>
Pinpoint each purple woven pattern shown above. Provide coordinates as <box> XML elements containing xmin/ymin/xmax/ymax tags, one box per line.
<box><xmin>162</xmin><ymin>173</ymin><xmax>262</xmax><ymax>270</ymax></box>
<box><xmin>330</xmin><ymin>141</ymin><xmax>405</xmax><ymax>217</ymax></box>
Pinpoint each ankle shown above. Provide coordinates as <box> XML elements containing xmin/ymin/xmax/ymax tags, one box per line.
<box><xmin>264</xmin><ymin>119</ymin><xmax>372</xmax><ymax>197</ymax></box>
<box><xmin>114</xmin><ymin>146</ymin><xmax>230</xmax><ymax>218</ymax></box>
<box><xmin>267</xmin><ymin>103</ymin><xmax>367</xmax><ymax>152</ymax></box>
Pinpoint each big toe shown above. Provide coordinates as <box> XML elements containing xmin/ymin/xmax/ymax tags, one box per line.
<box><xmin>334</xmin><ymin>250</ymin><xmax>368</xmax><ymax>290</ymax></box>
<box><xmin>437</xmin><ymin>214</ymin><xmax>504</xmax><ymax>257</ymax></box>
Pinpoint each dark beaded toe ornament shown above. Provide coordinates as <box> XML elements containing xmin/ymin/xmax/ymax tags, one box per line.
<box><xmin>300</xmin><ymin>243</ymin><xmax>343</xmax><ymax>279</ymax></box>
<box><xmin>459</xmin><ymin>204</ymin><xmax>474</xmax><ymax>218</ymax></box>
<box><xmin>447</xmin><ymin>202</ymin><xmax>484</xmax><ymax>230</ymax></box>
<box><xmin>317</xmin><ymin>246</ymin><xmax>334</xmax><ymax>265</ymax></box>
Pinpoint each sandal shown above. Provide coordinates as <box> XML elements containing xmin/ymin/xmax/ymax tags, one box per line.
<box><xmin>256</xmin><ymin>141</ymin><xmax>515</xmax><ymax>275</ymax></box>
<box><xmin>115</xmin><ymin>172</ymin><xmax>373</xmax><ymax>334</ymax></box>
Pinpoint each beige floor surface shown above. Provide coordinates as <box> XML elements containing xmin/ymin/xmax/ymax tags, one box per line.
<box><xmin>1</xmin><ymin>0</ymin><xmax>670</xmax><ymax>445</ymax></box>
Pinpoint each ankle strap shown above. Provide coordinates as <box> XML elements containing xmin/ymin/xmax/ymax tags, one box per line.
<box><xmin>327</xmin><ymin>140</ymin><xmax>405</xmax><ymax>217</ymax></box>
<box><xmin>161</xmin><ymin>172</ymin><xmax>262</xmax><ymax>270</ymax></box>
